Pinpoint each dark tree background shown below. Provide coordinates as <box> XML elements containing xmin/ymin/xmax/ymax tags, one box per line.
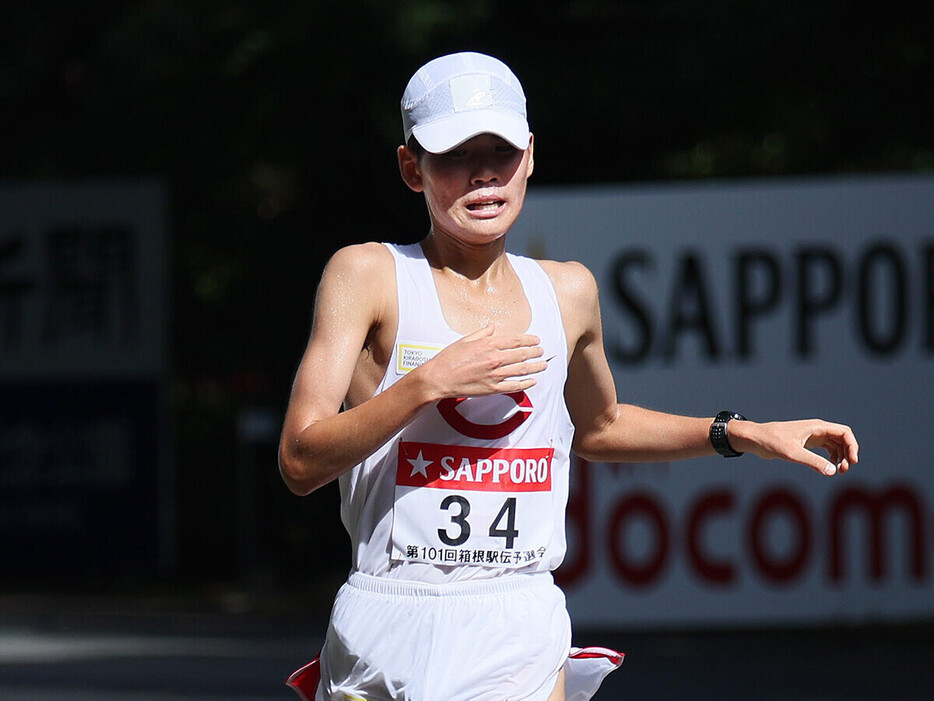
<box><xmin>4</xmin><ymin>1</ymin><xmax>933</xmax><ymax>603</ymax></box>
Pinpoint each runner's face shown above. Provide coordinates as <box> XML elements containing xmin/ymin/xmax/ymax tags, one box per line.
<box><xmin>405</xmin><ymin>133</ymin><xmax>534</xmax><ymax>245</ymax></box>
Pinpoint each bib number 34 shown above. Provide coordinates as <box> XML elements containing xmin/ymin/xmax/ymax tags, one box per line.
<box><xmin>438</xmin><ymin>495</ymin><xmax>519</xmax><ymax>549</ymax></box>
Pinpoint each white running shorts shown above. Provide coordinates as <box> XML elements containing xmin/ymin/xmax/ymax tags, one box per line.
<box><xmin>287</xmin><ymin>571</ymin><xmax>623</xmax><ymax>701</ymax></box>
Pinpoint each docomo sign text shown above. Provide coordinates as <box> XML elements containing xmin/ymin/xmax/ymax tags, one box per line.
<box><xmin>558</xmin><ymin>458</ymin><xmax>927</xmax><ymax>590</ymax></box>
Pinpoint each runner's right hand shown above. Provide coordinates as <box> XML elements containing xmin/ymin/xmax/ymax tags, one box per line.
<box><xmin>415</xmin><ymin>324</ymin><xmax>547</xmax><ymax>400</ymax></box>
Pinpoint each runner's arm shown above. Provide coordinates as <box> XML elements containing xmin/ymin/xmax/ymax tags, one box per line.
<box><xmin>547</xmin><ymin>261</ymin><xmax>858</xmax><ymax>476</ymax></box>
<box><xmin>278</xmin><ymin>244</ymin><xmax>430</xmax><ymax>495</ymax></box>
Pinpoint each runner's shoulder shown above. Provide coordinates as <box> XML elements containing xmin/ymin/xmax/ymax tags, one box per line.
<box><xmin>317</xmin><ymin>242</ymin><xmax>396</xmax><ymax>321</ymax></box>
<box><xmin>536</xmin><ymin>258</ymin><xmax>599</xmax><ymax>307</ymax></box>
<box><xmin>325</xmin><ymin>241</ymin><xmax>394</xmax><ymax>281</ymax></box>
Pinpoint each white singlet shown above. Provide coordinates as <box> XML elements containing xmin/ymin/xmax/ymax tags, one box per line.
<box><xmin>339</xmin><ymin>242</ymin><xmax>575</xmax><ymax>582</ymax></box>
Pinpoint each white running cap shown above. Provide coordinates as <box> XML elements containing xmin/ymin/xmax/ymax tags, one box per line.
<box><xmin>401</xmin><ymin>52</ymin><xmax>530</xmax><ymax>154</ymax></box>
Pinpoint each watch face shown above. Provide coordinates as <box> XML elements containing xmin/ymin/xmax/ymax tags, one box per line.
<box><xmin>716</xmin><ymin>410</ymin><xmax>746</xmax><ymax>422</ymax></box>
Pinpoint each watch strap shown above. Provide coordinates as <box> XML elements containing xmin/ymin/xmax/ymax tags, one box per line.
<box><xmin>710</xmin><ymin>410</ymin><xmax>747</xmax><ymax>458</ymax></box>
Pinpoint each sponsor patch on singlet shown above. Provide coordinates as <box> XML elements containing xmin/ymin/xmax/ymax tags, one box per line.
<box><xmin>395</xmin><ymin>340</ymin><xmax>443</xmax><ymax>374</ymax></box>
<box><xmin>390</xmin><ymin>441</ymin><xmax>555</xmax><ymax>568</ymax></box>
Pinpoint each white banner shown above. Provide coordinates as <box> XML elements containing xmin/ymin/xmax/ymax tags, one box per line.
<box><xmin>0</xmin><ymin>180</ymin><xmax>167</xmax><ymax>379</ymax></box>
<box><xmin>507</xmin><ymin>174</ymin><xmax>934</xmax><ymax>627</ymax></box>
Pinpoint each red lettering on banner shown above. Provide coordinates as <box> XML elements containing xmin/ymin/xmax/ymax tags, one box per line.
<box><xmin>749</xmin><ymin>489</ymin><xmax>812</xmax><ymax>583</ymax></box>
<box><xmin>687</xmin><ymin>489</ymin><xmax>736</xmax><ymax>585</ymax></box>
<box><xmin>608</xmin><ymin>493</ymin><xmax>669</xmax><ymax>587</ymax></box>
<box><xmin>829</xmin><ymin>485</ymin><xmax>926</xmax><ymax>582</ymax></box>
<box><xmin>397</xmin><ymin>441</ymin><xmax>553</xmax><ymax>492</ymax></box>
<box><xmin>557</xmin><ymin>464</ymin><xmax>929</xmax><ymax>593</ymax></box>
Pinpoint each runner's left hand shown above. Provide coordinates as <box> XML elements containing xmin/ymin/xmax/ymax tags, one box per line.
<box><xmin>728</xmin><ymin>419</ymin><xmax>859</xmax><ymax>477</ymax></box>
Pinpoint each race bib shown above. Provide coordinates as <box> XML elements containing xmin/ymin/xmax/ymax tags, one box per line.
<box><xmin>390</xmin><ymin>441</ymin><xmax>555</xmax><ymax>568</ymax></box>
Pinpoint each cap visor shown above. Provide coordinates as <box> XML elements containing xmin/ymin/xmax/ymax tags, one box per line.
<box><xmin>413</xmin><ymin>111</ymin><xmax>530</xmax><ymax>154</ymax></box>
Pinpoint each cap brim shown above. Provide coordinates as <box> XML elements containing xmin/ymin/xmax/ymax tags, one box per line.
<box><xmin>412</xmin><ymin>111</ymin><xmax>530</xmax><ymax>154</ymax></box>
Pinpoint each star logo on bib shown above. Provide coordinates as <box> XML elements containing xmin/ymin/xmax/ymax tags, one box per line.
<box><xmin>407</xmin><ymin>450</ymin><xmax>432</xmax><ymax>479</ymax></box>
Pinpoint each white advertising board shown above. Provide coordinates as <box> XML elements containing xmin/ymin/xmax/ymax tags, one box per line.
<box><xmin>0</xmin><ymin>180</ymin><xmax>167</xmax><ymax>379</ymax></box>
<box><xmin>507</xmin><ymin>174</ymin><xmax>934</xmax><ymax>627</ymax></box>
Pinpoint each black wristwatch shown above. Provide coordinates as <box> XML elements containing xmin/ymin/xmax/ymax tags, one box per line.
<box><xmin>710</xmin><ymin>411</ymin><xmax>747</xmax><ymax>458</ymax></box>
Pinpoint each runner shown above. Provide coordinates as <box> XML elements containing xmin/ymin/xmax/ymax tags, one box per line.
<box><xmin>279</xmin><ymin>51</ymin><xmax>858</xmax><ymax>701</ymax></box>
